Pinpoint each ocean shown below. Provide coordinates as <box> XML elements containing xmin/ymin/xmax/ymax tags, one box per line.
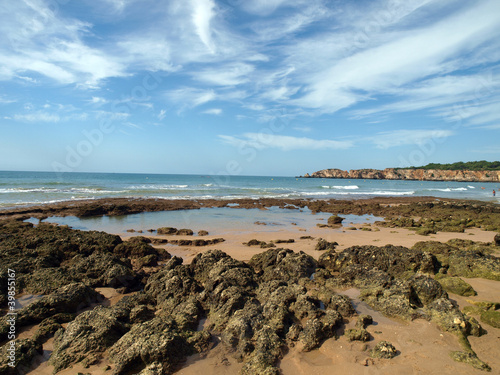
<box><xmin>0</xmin><ymin>170</ymin><xmax>499</xmax><ymax>209</ymax></box>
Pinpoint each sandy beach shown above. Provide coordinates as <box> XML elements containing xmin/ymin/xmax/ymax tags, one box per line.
<box><xmin>1</xmin><ymin>197</ymin><xmax>499</xmax><ymax>375</ymax></box>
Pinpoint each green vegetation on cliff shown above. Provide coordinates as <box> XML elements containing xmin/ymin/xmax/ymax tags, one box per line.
<box><xmin>410</xmin><ymin>161</ymin><xmax>500</xmax><ymax>171</ymax></box>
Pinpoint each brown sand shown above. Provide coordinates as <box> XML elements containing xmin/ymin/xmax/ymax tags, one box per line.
<box><xmin>145</xmin><ymin>224</ymin><xmax>497</xmax><ymax>263</ymax></box>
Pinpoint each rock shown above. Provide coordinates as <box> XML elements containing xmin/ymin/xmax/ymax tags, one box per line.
<box><xmin>177</xmin><ymin>229</ymin><xmax>194</xmax><ymax>236</ymax></box>
<box><xmin>355</xmin><ymin>314</ymin><xmax>373</xmax><ymax>329</ymax></box>
<box><xmin>248</xmin><ymin>248</ymin><xmax>317</xmax><ymax>283</ymax></box>
<box><xmin>69</xmin><ymin>252</ymin><xmax>138</xmax><ymax>289</ymax></box>
<box><xmin>49</xmin><ymin>305</ymin><xmax>130</xmax><ymax>372</ymax></box>
<box><xmin>221</xmin><ymin>302</ymin><xmax>262</xmax><ymax>361</ymax></box>
<box><xmin>108</xmin><ymin>316</ymin><xmax>210</xmax><ymax>375</ymax></box>
<box><xmin>49</xmin><ymin>293</ymin><xmax>154</xmax><ymax>372</ymax></box>
<box><xmin>113</xmin><ymin>240</ymin><xmax>159</xmax><ymax>259</ymax></box>
<box><xmin>157</xmin><ymin>227</ymin><xmax>177</xmax><ymax>235</ymax></box>
<box><xmin>494</xmin><ymin>233</ymin><xmax>500</xmax><ymax>246</ymax></box>
<box><xmin>136</xmin><ymin>254</ymin><xmax>158</xmax><ymax>268</ymax></box>
<box><xmin>450</xmin><ymin>351</ymin><xmax>491</xmax><ymax>371</ymax></box>
<box><xmin>315</xmin><ymin>238</ymin><xmax>338</xmax><ymax>251</ymax></box>
<box><xmin>198</xmin><ymin>230</ymin><xmax>209</xmax><ymax>236</ymax></box>
<box><xmin>436</xmin><ymin>275</ymin><xmax>477</xmax><ymax>296</ymax></box>
<box><xmin>21</xmin><ymin>267</ymin><xmax>74</xmax><ymax>294</ymax></box>
<box><xmin>240</xmin><ymin>326</ymin><xmax>283</xmax><ymax>375</ymax></box>
<box><xmin>0</xmin><ymin>283</ymin><xmax>101</xmax><ymax>336</ymax></box>
<box><xmin>408</xmin><ymin>273</ymin><xmax>448</xmax><ymax>306</ymax></box>
<box><xmin>345</xmin><ymin>328</ymin><xmax>370</xmax><ymax>342</ymax></box>
<box><xmin>127</xmin><ymin>236</ymin><xmax>152</xmax><ymax>244</ymax></box>
<box><xmin>371</xmin><ymin>341</ymin><xmax>397</xmax><ymax>359</ymax></box>
<box><xmin>0</xmin><ymin>338</ymin><xmax>42</xmax><ymax>374</ymax></box>
<box><xmin>145</xmin><ymin>258</ymin><xmax>201</xmax><ymax>309</ymax></box>
<box><xmin>32</xmin><ymin>313</ymin><xmax>75</xmax><ymax>344</ymax></box>
<box><xmin>319</xmin><ymin>245</ymin><xmax>439</xmax><ymax>277</ymax></box>
<box><xmin>480</xmin><ymin>310</ymin><xmax>500</xmax><ymax>329</ymax></box>
<box><xmin>326</xmin><ymin>294</ymin><xmax>356</xmax><ymax>317</ymax></box>
<box><xmin>299</xmin><ymin>310</ymin><xmax>342</xmax><ymax>351</ymax></box>
<box><xmin>327</xmin><ymin>215</ymin><xmax>344</xmax><ymax>225</ymax></box>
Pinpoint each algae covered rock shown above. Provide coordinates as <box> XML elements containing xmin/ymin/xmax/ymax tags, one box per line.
<box><xmin>345</xmin><ymin>328</ymin><xmax>370</xmax><ymax>342</ymax></box>
<box><xmin>327</xmin><ymin>215</ymin><xmax>344</xmax><ymax>225</ymax></box>
<box><xmin>49</xmin><ymin>305</ymin><xmax>130</xmax><ymax>372</ymax></box>
<box><xmin>318</xmin><ymin>245</ymin><xmax>438</xmax><ymax>277</ymax></box>
<box><xmin>436</xmin><ymin>275</ymin><xmax>477</xmax><ymax>296</ymax></box>
<box><xmin>0</xmin><ymin>338</ymin><xmax>42</xmax><ymax>374</ymax></box>
<box><xmin>249</xmin><ymin>248</ymin><xmax>317</xmax><ymax>282</ymax></box>
<box><xmin>371</xmin><ymin>341</ymin><xmax>397</xmax><ymax>359</ymax></box>
<box><xmin>315</xmin><ymin>238</ymin><xmax>338</xmax><ymax>251</ymax></box>
<box><xmin>0</xmin><ymin>283</ymin><xmax>101</xmax><ymax>336</ymax></box>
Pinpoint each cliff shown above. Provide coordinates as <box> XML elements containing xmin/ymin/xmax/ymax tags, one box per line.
<box><xmin>302</xmin><ymin>168</ymin><xmax>500</xmax><ymax>182</ymax></box>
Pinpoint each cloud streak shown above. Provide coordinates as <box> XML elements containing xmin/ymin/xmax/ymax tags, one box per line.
<box><xmin>219</xmin><ymin>133</ymin><xmax>353</xmax><ymax>151</ymax></box>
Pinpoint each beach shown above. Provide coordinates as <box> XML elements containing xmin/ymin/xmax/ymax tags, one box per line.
<box><xmin>1</xmin><ymin>196</ymin><xmax>500</xmax><ymax>375</ymax></box>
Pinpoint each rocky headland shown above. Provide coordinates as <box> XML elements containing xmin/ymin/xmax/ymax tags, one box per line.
<box><xmin>302</xmin><ymin>168</ymin><xmax>500</xmax><ymax>182</ymax></box>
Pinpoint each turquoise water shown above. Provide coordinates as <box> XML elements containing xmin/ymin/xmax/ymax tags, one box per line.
<box><xmin>0</xmin><ymin>170</ymin><xmax>499</xmax><ymax>209</ymax></box>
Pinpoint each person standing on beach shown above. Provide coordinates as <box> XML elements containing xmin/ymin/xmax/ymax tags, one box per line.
<box><xmin>494</xmin><ymin>190</ymin><xmax>496</xmax><ymax>197</ymax></box>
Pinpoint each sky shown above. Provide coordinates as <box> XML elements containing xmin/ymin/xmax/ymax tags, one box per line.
<box><xmin>0</xmin><ymin>0</ymin><xmax>499</xmax><ymax>176</ymax></box>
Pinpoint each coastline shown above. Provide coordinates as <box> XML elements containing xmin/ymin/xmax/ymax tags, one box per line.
<box><xmin>301</xmin><ymin>168</ymin><xmax>500</xmax><ymax>183</ymax></box>
<box><xmin>1</xmin><ymin>197</ymin><xmax>499</xmax><ymax>374</ymax></box>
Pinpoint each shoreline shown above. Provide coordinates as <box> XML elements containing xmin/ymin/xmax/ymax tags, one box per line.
<box><xmin>0</xmin><ymin>195</ymin><xmax>472</xmax><ymax>219</ymax></box>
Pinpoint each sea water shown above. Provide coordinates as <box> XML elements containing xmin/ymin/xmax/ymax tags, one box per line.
<box><xmin>0</xmin><ymin>170</ymin><xmax>499</xmax><ymax>209</ymax></box>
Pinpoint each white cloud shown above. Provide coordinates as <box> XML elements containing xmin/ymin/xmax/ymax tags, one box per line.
<box><xmin>193</xmin><ymin>63</ymin><xmax>254</xmax><ymax>86</ymax></box>
<box><xmin>293</xmin><ymin>126</ymin><xmax>312</xmax><ymax>132</ymax></box>
<box><xmin>158</xmin><ymin>109</ymin><xmax>167</xmax><ymax>120</ymax></box>
<box><xmin>191</xmin><ymin>0</ymin><xmax>216</xmax><ymax>53</ymax></box>
<box><xmin>14</xmin><ymin>112</ymin><xmax>60</xmax><ymax>123</ymax></box>
<box><xmin>290</xmin><ymin>1</ymin><xmax>500</xmax><ymax>113</ymax></box>
<box><xmin>219</xmin><ymin>133</ymin><xmax>353</xmax><ymax>151</ymax></box>
<box><xmin>369</xmin><ymin>129</ymin><xmax>454</xmax><ymax>149</ymax></box>
<box><xmin>0</xmin><ymin>95</ymin><xmax>15</xmax><ymax>104</ymax></box>
<box><xmin>12</xmin><ymin>111</ymin><xmax>88</xmax><ymax>123</ymax></box>
<box><xmin>240</xmin><ymin>0</ymin><xmax>291</xmax><ymax>16</ymax></box>
<box><xmin>165</xmin><ymin>87</ymin><xmax>216</xmax><ymax>108</ymax></box>
<box><xmin>88</xmin><ymin>96</ymin><xmax>109</xmax><ymax>106</ymax></box>
<box><xmin>95</xmin><ymin>111</ymin><xmax>130</xmax><ymax>121</ymax></box>
<box><xmin>0</xmin><ymin>1</ymin><xmax>127</xmax><ymax>87</ymax></box>
<box><xmin>203</xmin><ymin>108</ymin><xmax>222</xmax><ymax>115</ymax></box>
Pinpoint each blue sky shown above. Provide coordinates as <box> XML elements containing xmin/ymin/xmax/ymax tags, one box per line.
<box><xmin>1</xmin><ymin>0</ymin><xmax>499</xmax><ymax>176</ymax></box>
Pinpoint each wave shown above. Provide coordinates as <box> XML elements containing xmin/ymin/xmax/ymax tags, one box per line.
<box><xmin>128</xmin><ymin>184</ymin><xmax>189</xmax><ymax>190</ymax></box>
<box><xmin>467</xmin><ymin>186</ymin><xmax>475</xmax><ymax>189</ymax></box>
<box><xmin>426</xmin><ymin>187</ymin><xmax>468</xmax><ymax>192</ymax></box>
<box><xmin>0</xmin><ymin>187</ymin><xmax>126</xmax><ymax>194</ymax></box>
<box><xmin>322</xmin><ymin>185</ymin><xmax>359</xmax><ymax>190</ymax></box>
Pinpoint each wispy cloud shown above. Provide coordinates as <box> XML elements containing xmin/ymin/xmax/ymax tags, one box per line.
<box><xmin>158</xmin><ymin>109</ymin><xmax>167</xmax><ymax>120</ymax></box>
<box><xmin>165</xmin><ymin>87</ymin><xmax>216</xmax><ymax>109</ymax></box>
<box><xmin>12</xmin><ymin>111</ymin><xmax>88</xmax><ymax>123</ymax></box>
<box><xmin>219</xmin><ymin>133</ymin><xmax>353</xmax><ymax>151</ymax></box>
<box><xmin>192</xmin><ymin>63</ymin><xmax>254</xmax><ymax>86</ymax></box>
<box><xmin>203</xmin><ymin>108</ymin><xmax>222</xmax><ymax>115</ymax></box>
<box><xmin>368</xmin><ymin>129</ymin><xmax>454</xmax><ymax>149</ymax></box>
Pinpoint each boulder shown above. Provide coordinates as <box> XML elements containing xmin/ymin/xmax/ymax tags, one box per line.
<box><xmin>0</xmin><ymin>338</ymin><xmax>42</xmax><ymax>374</ymax></box>
<box><xmin>371</xmin><ymin>341</ymin><xmax>397</xmax><ymax>359</ymax></box>
<box><xmin>249</xmin><ymin>248</ymin><xmax>317</xmax><ymax>283</ymax></box>
<box><xmin>0</xmin><ymin>283</ymin><xmax>101</xmax><ymax>336</ymax></box>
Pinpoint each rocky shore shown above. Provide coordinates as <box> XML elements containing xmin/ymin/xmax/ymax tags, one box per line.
<box><xmin>0</xmin><ymin>198</ymin><xmax>499</xmax><ymax>374</ymax></box>
<box><xmin>301</xmin><ymin>168</ymin><xmax>500</xmax><ymax>182</ymax></box>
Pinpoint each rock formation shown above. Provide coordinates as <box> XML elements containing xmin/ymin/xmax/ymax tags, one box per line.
<box><xmin>302</xmin><ymin>168</ymin><xmax>500</xmax><ymax>182</ymax></box>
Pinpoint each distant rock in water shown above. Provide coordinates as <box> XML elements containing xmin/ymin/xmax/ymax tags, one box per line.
<box><xmin>301</xmin><ymin>168</ymin><xmax>500</xmax><ymax>182</ymax></box>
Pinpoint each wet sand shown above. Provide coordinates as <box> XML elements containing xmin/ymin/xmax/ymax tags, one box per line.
<box><xmin>141</xmin><ymin>224</ymin><xmax>498</xmax><ymax>264</ymax></box>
